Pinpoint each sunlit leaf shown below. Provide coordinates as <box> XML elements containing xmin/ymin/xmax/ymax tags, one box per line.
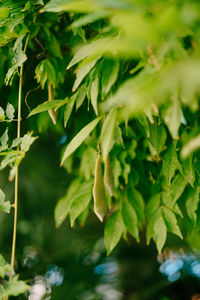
<box><xmin>61</xmin><ymin>117</ymin><xmax>101</xmax><ymax>165</ymax></box>
<box><xmin>104</xmin><ymin>211</ymin><xmax>123</xmax><ymax>255</ymax></box>
<box><xmin>28</xmin><ymin>99</ymin><xmax>68</xmax><ymax>117</ymax></box>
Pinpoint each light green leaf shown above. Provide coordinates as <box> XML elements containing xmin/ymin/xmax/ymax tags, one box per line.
<box><xmin>5</xmin><ymin>36</ymin><xmax>27</xmax><ymax>85</ymax></box>
<box><xmin>104</xmin><ymin>211</ymin><xmax>123</xmax><ymax>255</ymax></box>
<box><xmin>162</xmin><ymin>142</ymin><xmax>181</xmax><ymax>184</ymax></box>
<box><xmin>0</xmin><ymin>7</ymin><xmax>10</xmax><ymax>19</ymax></box>
<box><xmin>70</xmin><ymin>181</ymin><xmax>92</xmax><ymax>227</ymax></box>
<box><xmin>162</xmin><ymin>206</ymin><xmax>183</xmax><ymax>239</ymax></box>
<box><xmin>61</xmin><ymin>116</ymin><xmax>101</xmax><ymax>165</ymax></box>
<box><xmin>186</xmin><ymin>187</ymin><xmax>199</xmax><ymax>225</ymax></box>
<box><xmin>6</xmin><ymin>103</ymin><xmax>15</xmax><ymax>120</ymax></box>
<box><xmin>100</xmin><ymin>109</ymin><xmax>117</xmax><ymax>160</ymax></box>
<box><xmin>76</xmin><ymin>84</ymin><xmax>87</xmax><ymax>110</ymax></box>
<box><xmin>72</xmin><ymin>59</ymin><xmax>98</xmax><ymax>92</ymax></box>
<box><xmin>0</xmin><ymin>189</ymin><xmax>10</xmax><ymax>214</ymax></box>
<box><xmin>114</xmin><ymin>124</ymin><xmax>124</xmax><ymax>148</ymax></box>
<box><xmin>20</xmin><ymin>133</ymin><xmax>36</xmax><ymax>152</ymax></box>
<box><xmin>101</xmin><ymin>59</ymin><xmax>119</xmax><ymax>98</ymax></box>
<box><xmin>91</xmin><ymin>74</ymin><xmax>99</xmax><ymax>116</ymax></box>
<box><xmin>0</xmin><ymin>128</ymin><xmax>8</xmax><ymax>148</ymax></box>
<box><xmin>42</xmin><ymin>0</ymin><xmax>96</xmax><ymax>13</ymax></box>
<box><xmin>69</xmin><ymin>11</ymin><xmax>108</xmax><ymax>29</ymax></box>
<box><xmin>181</xmin><ymin>134</ymin><xmax>200</xmax><ymax>159</ymax></box>
<box><xmin>54</xmin><ymin>179</ymin><xmax>80</xmax><ymax>227</ymax></box>
<box><xmin>5</xmin><ymin>276</ymin><xmax>29</xmax><ymax>297</ymax></box>
<box><xmin>113</xmin><ymin>157</ymin><xmax>122</xmax><ymax>188</ymax></box>
<box><xmin>35</xmin><ymin>59</ymin><xmax>56</xmax><ymax>89</ymax></box>
<box><xmin>164</xmin><ymin>98</ymin><xmax>181</xmax><ymax>139</ymax></box>
<box><xmin>0</xmin><ymin>107</ymin><xmax>5</xmax><ymax>120</ymax></box>
<box><xmin>64</xmin><ymin>95</ymin><xmax>76</xmax><ymax>127</ymax></box>
<box><xmin>28</xmin><ymin>99</ymin><xmax>67</xmax><ymax>117</ymax></box>
<box><xmin>121</xmin><ymin>201</ymin><xmax>139</xmax><ymax>241</ymax></box>
<box><xmin>153</xmin><ymin>216</ymin><xmax>167</xmax><ymax>254</ymax></box>
<box><xmin>67</xmin><ymin>38</ymin><xmax>112</xmax><ymax>69</ymax></box>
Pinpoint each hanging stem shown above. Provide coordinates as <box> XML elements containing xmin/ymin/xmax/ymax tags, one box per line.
<box><xmin>10</xmin><ymin>34</ymin><xmax>30</xmax><ymax>279</ymax></box>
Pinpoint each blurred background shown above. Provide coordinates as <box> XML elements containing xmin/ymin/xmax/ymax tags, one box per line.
<box><xmin>1</xmin><ymin>133</ymin><xmax>200</xmax><ymax>300</ymax></box>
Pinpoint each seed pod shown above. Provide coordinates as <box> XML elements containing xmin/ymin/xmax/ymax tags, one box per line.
<box><xmin>93</xmin><ymin>153</ymin><xmax>107</xmax><ymax>222</ymax></box>
<box><xmin>104</xmin><ymin>154</ymin><xmax>114</xmax><ymax>196</ymax></box>
<box><xmin>48</xmin><ymin>82</ymin><xmax>57</xmax><ymax>125</ymax></box>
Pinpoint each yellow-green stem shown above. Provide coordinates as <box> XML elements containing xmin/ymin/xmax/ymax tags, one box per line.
<box><xmin>10</xmin><ymin>34</ymin><xmax>30</xmax><ymax>279</ymax></box>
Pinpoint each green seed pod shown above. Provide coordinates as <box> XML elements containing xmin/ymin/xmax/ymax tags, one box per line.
<box><xmin>93</xmin><ymin>153</ymin><xmax>107</xmax><ymax>222</ymax></box>
<box><xmin>104</xmin><ymin>154</ymin><xmax>114</xmax><ymax>196</ymax></box>
<box><xmin>48</xmin><ymin>82</ymin><xmax>57</xmax><ymax>125</ymax></box>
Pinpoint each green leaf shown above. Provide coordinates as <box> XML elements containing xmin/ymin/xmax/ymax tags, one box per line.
<box><xmin>28</xmin><ymin>99</ymin><xmax>67</xmax><ymax>117</ymax></box>
<box><xmin>146</xmin><ymin>209</ymin><xmax>161</xmax><ymax>245</ymax></box>
<box><xmin>100</xmin><ymin>109</ymin><xmax>117</xmax><ymax>160</ymax></box>
<box><xmin>64</xmin><ymin>95</ymin><xmax>76</xmax><ymax>127</ymax></box>
<box><xmin>61</xmin><ymin>116</ymin><xmax>101</xmax><ymax>165</ymax></box>
<box><xmin>6</xmin><ymin>103</ymin><xmax>15</xmax><ymax>120</ymax></box>
<box><xmin>101</xmin><ymin>59</ymin><xmax>119</xmax><ymax>98</ymax></box>
<box><xmin>0</xmin><ymin>189</ymin><xmax>10</xmax><ymax>214</ymax></box>
<box><xmin>186</xmin><ymin>187</ymin><xmax>199</xmax><ymax>225</ymax></box>
<box><xmin>164</xmin><ymin>98</ymin><xmax>181</xmax><ymax>139</ymax></box>
<box><xmin>146</xmin><ymin>194</ymin><xmax>161</xmax><ymax>218</ymax></box>
<box><xmin>169</xmin><ymin>174</ymin><xmax>187</xmax><ymax>206</ymax></box>
<box><xmin>153</xmin><ymin>216</ymin><xmax>167</xmax><ymax>254</ymax></box>
<box><xmin>5</xmin><ymin>276</ymin><xmax>29</xmax><ymax>297</ymax></box>
<box><xmin>121</xmin><ymin>200</ymin><xmax>139</xmax><ymax>241</ymax></box>
<box><xmin>162</xmin><ymin>206</ymin><xmax>183</xmax><ymax>239</ymax></box>
<box><xmin>80</xmin><ymin>147</ymin><xmax>97</xmax><ymax>180</ymax></box>
<box><xmin>69</xmin><ymin>181</ymin><xmax>92</xmax><ymax>227</ymax></box>
<box><xmin>162</xmin><ymin>142</ymin><xmax>181</xmax><ymax>184</ymax></box>
<box><xmin>104</xmin><ymin>211</ymin><xmax>124</xmax><ymax>255</ymax></box>
<box><xmin>35</xmin><ymin>59</ymin><xmax>56</xmax><ymax>89</ymax></box>
<box><xmin>128</xmin><ymin>187</ymin><xmax>145</xmax><ymax>224</ymax></box>
<box><xmin>0</xmin><ymin>255</ymin><xmax>6</xmax><ymax>267</ymax></box>
<box><xmin>72</xmin><ymin>59</ymin><xmax>98</xmax><ymax>92</ymax></box>
<box><xmin>91</xmin><ymin>74</ymin><xmax>99</xmax><ymax>116</ymax></box>
<box><xmin>149</xmin><ymin>122</ymin><xmax>167</xmax><ymax>155</ymax></box>
<box><xmin>182</xmin><ymin>156</ymin><xmax>195</xmax><ymax>187</ymax></box>
<box><xmin>54</xmin><ymin>179</ymin><xmax>80</xmax><ymax>227</ymax></box>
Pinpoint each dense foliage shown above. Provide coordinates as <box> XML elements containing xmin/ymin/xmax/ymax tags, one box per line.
<box><xmin>1</xmin><ymin>0</ymin><xmax>200</xmax><ymax>298</ymax></box>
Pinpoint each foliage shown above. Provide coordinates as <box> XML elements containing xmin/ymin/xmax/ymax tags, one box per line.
<box><xmin>1</xmin><ymin>0</ymin><xmax>200</xmax><ymax>297</ymax></box>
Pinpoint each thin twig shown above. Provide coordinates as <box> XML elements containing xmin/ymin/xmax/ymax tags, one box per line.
<box><xmin>24</xmin><ymin>84</ymin><xmax>40</xmax><ymax>112</ymax></box>
<box><xmin>10</xmin><ymin>33</ymin><xmax>30</xmax><ymax>279</ymax></box>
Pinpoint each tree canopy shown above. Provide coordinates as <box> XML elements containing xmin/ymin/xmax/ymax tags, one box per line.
<box><xmin>1</xmin><ymin>0</ymin><xmax>200</xmax><ymax>298</ymax></box>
